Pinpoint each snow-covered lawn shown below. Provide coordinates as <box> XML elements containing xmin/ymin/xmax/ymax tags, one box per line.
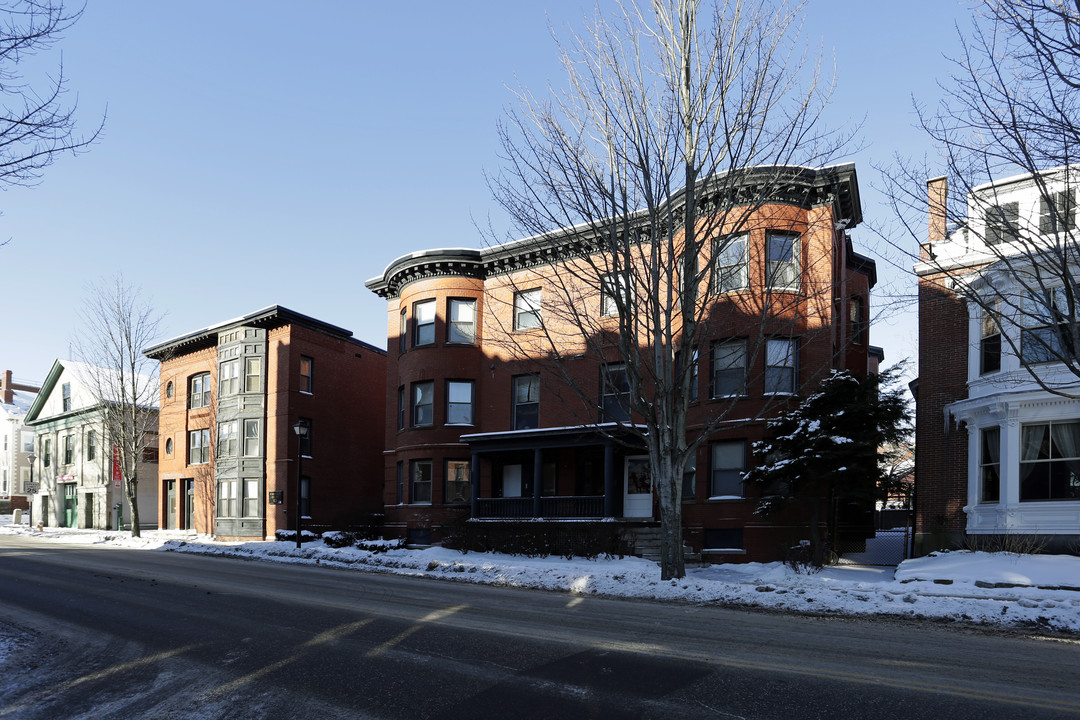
<box><xmin>2</xmin><ymin>515</ymin><xmax>1078</xmax><ymax>637</ymax></box>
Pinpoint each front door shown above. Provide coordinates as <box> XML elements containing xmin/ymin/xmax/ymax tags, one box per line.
<box><xmin>62</xmin><ymin>484</ymin><xmax>77</xmax><ymax>528</ymax></box>
<box><xmin>166</xmin><ymin>480</ymin><xmax>177</xmax><ymax>530</ymax></box>
<box><xmin>184</xmin><ymin>479</ymin><xmax>194</xmax><ymax>530</ymax></box>
<box><xmin>623</xmin><ymin>456</ymin><xmax>652</xmax><ymax>518</ymax></box>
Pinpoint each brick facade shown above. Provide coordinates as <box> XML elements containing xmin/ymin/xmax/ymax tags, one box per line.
<box><xmin>368</xmin><ymin>164</ymin><xmax>880</xmax><ymax>562</ymax></box>
<box><xmin>147</xmin><ymin>306</ymin><xmax>386</xmax><ymax>540</ymax></box>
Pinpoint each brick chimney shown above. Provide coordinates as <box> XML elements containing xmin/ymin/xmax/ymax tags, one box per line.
<box><xmin>2</xmin><ymin>370</ymin><xmax>12</xmax><ymax>405</ymax></box>
<box><xmin>924</xmin><ymin>176</ymin><xmax>949</xmax><ymax>261</ymax></box>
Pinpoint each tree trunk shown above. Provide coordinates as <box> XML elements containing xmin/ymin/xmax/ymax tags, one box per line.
<box><xmin>126</xmin><ymin>476</ymin><xmax>140</xmax><ymax>538</ymax></box>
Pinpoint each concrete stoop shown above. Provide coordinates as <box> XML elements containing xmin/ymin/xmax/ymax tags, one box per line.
<box><xmin>623</xmin><ymin>524</ymin><xmax>701</xmax><ymax>566</ymax></box>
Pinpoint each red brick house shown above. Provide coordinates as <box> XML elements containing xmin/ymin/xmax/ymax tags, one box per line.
<box><xmin>143</xmin><ymin>306</ymin><xmax>386</xmax><ymax>540</ymax></box>
<box><xmin>366</xmin><ymin>163</ymin><xmax>880</xmax><ymax>562</ymax></box>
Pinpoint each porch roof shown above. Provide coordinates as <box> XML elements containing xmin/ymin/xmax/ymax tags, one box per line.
<box><xmin>460</xmin><ymin>423</ymin><xmax>647</xmax><ymax>453</ymax></box>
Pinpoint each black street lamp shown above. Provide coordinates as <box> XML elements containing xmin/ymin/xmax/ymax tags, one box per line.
<box><xmin>26</xmin><ymin>452</ymin><xmax>35</xmax><ymax>528</ymax></box>
<box><xmin>292</xmin><ymin>421</ymin><xmax>308</xmax><ymax>550</ymax></box>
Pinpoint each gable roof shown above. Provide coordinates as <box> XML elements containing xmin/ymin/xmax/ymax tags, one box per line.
<box><xmin>24</xmin><ymin>359</ymin><xmax>157</xmax><ymax>425</ymax></box>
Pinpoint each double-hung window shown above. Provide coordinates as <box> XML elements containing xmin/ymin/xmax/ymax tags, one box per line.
<box><xmin>414</xmin><ymin>299</ymin><xmax>436</xmax><ymax>346</ymax></box>
<box><xmin>410</xmin><ymin>459</ymin><xmax>432</xmax><ymax>504</ymax></box>
<box><xmin>1020</xmin><ymin>421</ymin><xmax>1080</xmax><ymax>501</ymax></box>
<box><xmin>446</xmin><ymin>460</ymin><xmax>470</xmax><ymax>504</ymax></box>
<box><xmin>244</xmin><ymin>358</ymin><xmax>262</xmax><ymax>393</ymax></box>
<box><xmin>300</xmin><ymin>356</ymin><xmax>314</xmax><ymax>393</ymax></box>
<box><xmin>600</xmin><ymin>364</ymin><xmax>631</xmax><ymax>422</ymax></box>
<box><xmin>87</xmin><ymin>430</ymin><xmax>96</xmax><ymax>461</ymax></box>
<box><xmin>188</xmin><ymin>429</ymin><xmax>210</xmax><ymax>465</ymax></box>
<box><xmin>980</xmin><ymin>301</ymin><xmax>1001</xmax><ymax>374</ymax></box>
<box><xmin>713</xmin><ymin>234</ymin><xmax>748</xmax><ymax>293</ymax></box>
<box><xmin>63</xmin><ymin>435</ymin><xmax>74</xmax><ymax>465</ymax></box>
<box><xmin>412</xmin><ymin>381</ymin><xmax>434</xmax><ymax>427</ymax></box>
<box><xmin>399</xmin><ymin>308</ymin><xmax>408</xmax><ymax>353</ymax></box>
<box><xmin>986</xmin><ymin>201</ymin><xmax>1019</xmax><ymax>245</ymax></box>
<box><xmin>446</xmin><ymin>380</ymin><xmax>474</xmax><ymax>425</ymax></box>
<box><xmin>43</xmin><ymin>439</ymin><xmax>51</xmax><ymax>467</ymax></box>
<box><xmin>711</xmin><ymin>340</ymin><xmax>747</xmax><ymax>397</ymax></box>
<box><xmin>512</xmin><ymin>375</ymin><xmax>539</xmax><ymax>430</ymax></box>
<box><xmin>1040</xmin><ymin>190</ymin><xmax>1076</xmax><ymax>235</ymax></box>
<box><xmin>217</xmin><ymin>480</ymin><xmax>237</xmax><ymax>518</ymax></box>
<box><xmin>62</xmin><ymin>383</ymin><xmax>71</xmax><ymax>412</ymax></box>
<box><xmin>397</xmin><ymin>386</ymin><xmax>406</xmax><ymax>430</ymax></box>
<box><xmin>243</xmin><ymin>479</ymin><xmax>260</xmax><ymax>517</ymax></box>
<box><xmin>710</xmin><ymin>440</ymin><xmax>746</xmax><ymax>497</ymax></box>
<box><xmin>766</xmin><ymin>231</ymin><xmax>799</xmax><ymax>289</ymax></box>
<box><xmin>601</xmin><ymin>274</ymin><xmax>631</xmax><ymax>317</ymax></box>
<box><xmin>764</xmin><ymin>338</ymin><xmax>797</xmax><ymax>394</ymax></box>
<box><xmin>218</xmin><ymin>421</ymin><xmax>238</xmax><ymax>458</ymax></box>
<box><xmin>243</xmin><ymin>420</ymin><xmax>261</xmax><ymax>457</ymax></box>
<box><xmin>447</xmin><ymin>299</ymin><xmax>476</xmax><ymax>344</ymax></box>
<box><xmin>219</xmin><ymin>359</ymin><xmax>240</xmax><ymax>395</ymax></box>
<box><xmin>980</xmin><ymin>426</ymin><xmax>1000</xmax><ymax>503</ymax></box>
<box><xmin>189</xmin><ymin>373</ymin><xmax>211</xmax><ymax>408</ymax></box>
<box><xmin>1021</xmin><ymin>288</ymin><xmax>1076</xmax><ymax>364</ymax></box>
<box><xmin>513</xmin><ymin>289</ymin><xmax>541</xmax><ymax>330</ymax></box>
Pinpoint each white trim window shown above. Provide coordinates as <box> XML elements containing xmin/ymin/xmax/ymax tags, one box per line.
<box><xmin>513</xmin><ymin>289</ymin><xmax>541</xmax><ymax>330</ymax></box>
<box><xmin>1020</xmin><ymin>421</ymin><xmax>1080</xmax><ymax>501</ymax></box>
<box><xmin>766</xmin><ymin>231</ymin><xmax>799</xmax><ymax>289</ymax></box>
<box><xmin>764</xmin><ymin>338</ymin><xmax>797</xmax><ymax>394</ymax></box>
<box><xmin>713</xmin><ymin>234</ymin><xmax>748</xmax><ymax>293</ymax></box>
<box><xmin>446</xmin><ymin>380</ymin><xmax>475</xmax><ymax>425</ymax></box>
<box><xmin>709</xmin><ymin>440</ymin><xmax>746</xmax><ymax>498</ymax></box>
<box><xmin>711</xmin><ymin>340</ymin><xmax>747</xmax><ymax>397</ymax></box>
<box><xmin>980</xmin><ymin>426</ymin><xmax>1000</xmax><ymax>503</ymax></box>
<box><xmin>601</xmin><ymin>274</ymin><xmax>632</xmax><ymax>317</ymax></box>
<box><xmin>447</xmin><ymin>299</ymin><xmax>476</xmax><ymax>344</ymax></box>
<box><xmin>414</xmin><ymin>299</ymin><xmax>436</xmax><ymax>346</ymax></box>
<box><xmin>217</xmin><ymin>421</ymin><xmax>238</xmax><ymax>458</ymax></box>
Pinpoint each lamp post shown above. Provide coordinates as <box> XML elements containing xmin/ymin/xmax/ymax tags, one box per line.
<box><xmin>292</xmin><ymin>420</ymin><xmax>308</xmax><ymax>550</ymax></box>
<box><xmin>26</xmin><ymin>452</ymin><xmax>35</xmax><ymax>528</ymax></box>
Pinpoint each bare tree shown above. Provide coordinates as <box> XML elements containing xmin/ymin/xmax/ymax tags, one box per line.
<box><xmin>488</xmin><ymin>0</ymin><xmax>852</xmax><ymax>579</ymax></box>
<box><xmin>883</xmin><ymin>0</ymin><xmax>1080</xmax><ymax>396</ymax></box>
<box><xmin>0</xmin><ymin>1</ymin><xmax>101</xmax><ymax>194</ymax></box>
<box><xmin>74</xmin><ymin>277</ymin><xmax>165</xmax><ymax>537</ymax></box>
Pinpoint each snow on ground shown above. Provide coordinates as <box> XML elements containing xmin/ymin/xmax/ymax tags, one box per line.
<box><xmin>2</xmin><ymin>515</ymin><xmax>1078</xmax><ymax>635</ymax></box>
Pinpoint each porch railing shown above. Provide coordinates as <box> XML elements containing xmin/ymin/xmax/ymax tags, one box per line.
<box><xmin>475</xmin><ymin>496</ymin><xmax>606</xmax><ymax>519</ymax></box>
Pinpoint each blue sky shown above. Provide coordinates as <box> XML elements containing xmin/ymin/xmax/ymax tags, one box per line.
<box><xmin>2</xmin><ymin>0</ymin><xmax>969</xmax><ymax>385</ymax></box>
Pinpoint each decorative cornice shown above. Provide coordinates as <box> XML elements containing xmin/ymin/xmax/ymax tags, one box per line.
<box><xmin>365</xmin><ymin>163</ymin><xmax>862</xmax><ymax>299</ymax></box>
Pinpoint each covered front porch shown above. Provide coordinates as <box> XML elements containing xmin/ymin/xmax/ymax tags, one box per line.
<box><xmin>462</xmin><ymin>425</ymin><xmax>652</xmax><ymax>521</ymax></box>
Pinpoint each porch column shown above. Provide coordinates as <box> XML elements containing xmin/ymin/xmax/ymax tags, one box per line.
<box><xmin>532</xmin><ymin>448</ymin><xmax>543</xmax><ymax>518</ymax></box>
<box><xmin>603</xmin><ymin>441</ymin><xmax>615</xmax><ymax>517</ymax></box>
<box><xmin>470</xmin><ymin>452</ymin><xmax>480</xmax><ymax>517</ymax></box>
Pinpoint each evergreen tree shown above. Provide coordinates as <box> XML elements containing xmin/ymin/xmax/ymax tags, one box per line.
<box><xmin>744</xmin><ymin>364</ymin><xmax>912</xmax><ymax>566</ymax></box>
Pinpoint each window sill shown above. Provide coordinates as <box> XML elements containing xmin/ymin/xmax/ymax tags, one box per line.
<box><xmin>299</xmin><ymin>390</ymin><xmax>313</xmax><ymax>396</ymax></box>
<box><xmin>445</xmin><ymin>423</ymin><xmax>475</xmax><ymax>428</ymax></box>
<box><xmin>709</xmin><ymin>394</ymin><xmax>748</xmax><ymax>401</ymax></box>
<box><xmin>702</xmin><ymin>547</ymin><xmax>746</xmax><ymax>554</ymax></box>
<box><xmin>706</xmin><ymin>496</ymin><xmax>745</xmax><ymax>502</ymax></box>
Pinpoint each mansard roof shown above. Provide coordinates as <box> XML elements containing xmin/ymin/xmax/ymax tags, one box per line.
<box><xmin>366</xmin><ymin>163</ymin><xmax>862</xmax><ymax>299</ymax></box>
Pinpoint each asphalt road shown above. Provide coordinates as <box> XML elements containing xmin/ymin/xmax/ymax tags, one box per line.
<box><xmin>0</xmin><ymin>536</ymin><xmax>1077</xmax><ymax>719</ymax></box>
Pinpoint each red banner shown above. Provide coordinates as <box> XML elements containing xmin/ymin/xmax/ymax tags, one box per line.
<box><xmin>112</xmin><ymin>447</ymin><xmax>122</xmax><ymax>488</ymax></box>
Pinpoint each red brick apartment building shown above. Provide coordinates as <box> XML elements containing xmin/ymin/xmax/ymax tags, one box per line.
<box><xmin>366</xmin><ymin>163</ymin><xmax>879</xmax><ymax>562</ymax></box>
<box><xmin>144</xmin><ymin>306</ymin><xmax>386</xmax><ymax>540</ymax></box>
